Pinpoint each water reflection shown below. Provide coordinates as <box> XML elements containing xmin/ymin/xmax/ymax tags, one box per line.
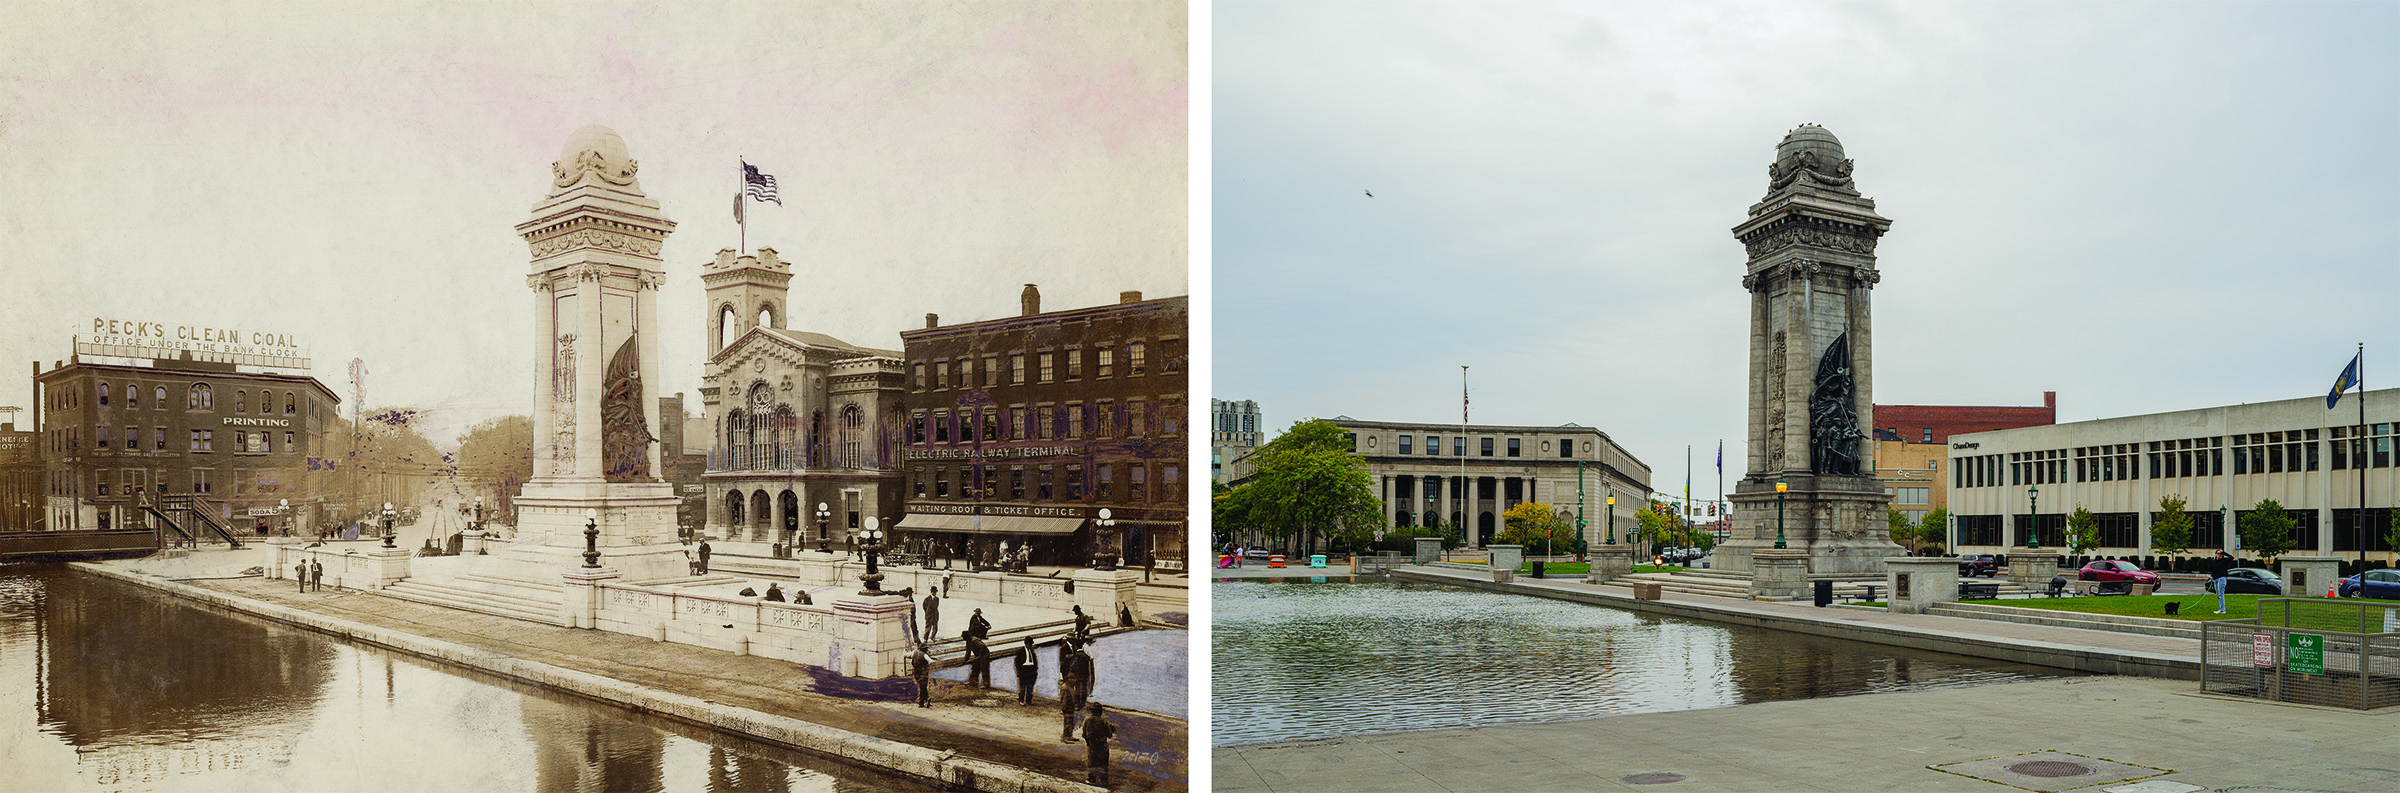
<box><xmin>1211</xmin><ymin>578</ymin><xmax>2078</xmax><ymax>746</ymax></box>
<box><xmin>0</xmin><ymin>565</ymin><xmax>941</xmax><ymax>792</ymax></box>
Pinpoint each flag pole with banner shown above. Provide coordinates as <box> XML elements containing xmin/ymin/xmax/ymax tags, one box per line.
<box><xmin>2330</xmin><ymin>345</ymin><xmax>2365</xmax><ymax>567</ymax></box>
<box><xmin>738</xmin><ymin>158</ymin><xmax>781</xmax><ymax>253</ymax></box>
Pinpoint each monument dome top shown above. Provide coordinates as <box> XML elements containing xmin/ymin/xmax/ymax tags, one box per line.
<box><xmin>1764</xmin><ymin>123</ymin><xmax>1858</xmax><ymax>196</ymax></box>
<box><xmin>1775</xmin><ymin>124</ymin><xmax>1844</xmax><ymax>167</ymax></box>
<box><xmin>549</xmin><ymin>124</ymin><xmax>644</xmax><ymax>196</ymax></box>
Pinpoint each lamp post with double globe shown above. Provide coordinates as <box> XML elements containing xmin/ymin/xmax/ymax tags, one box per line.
<box><xmin>381</xmin><ymin>502</ymin><xmax>396</xmax><ymax>549</ymax></box>
<box><xmin>857</xmin><ymin>517</ymin><xmax>888</xmax><ymax>595</ymax></box>
<box><xmin>815</xmin><ymin>501</ymin><xmax>831</xmax><ymax>553</ymax></box>
<box><xmin>2027</xmin><ymin>485</ymin><xmax>2041</xmax><ymax>550</ymax></box>
<box><xmin>582</xmin><ymin>508</ymin><xmax>600</xmax><ymax>568</ymax></box>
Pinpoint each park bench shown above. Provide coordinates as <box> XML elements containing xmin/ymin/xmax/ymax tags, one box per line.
<box><xmin>1958</xmin><ymin>581</ymin><xmax>2001</xmax><ymax>600</ymax></box>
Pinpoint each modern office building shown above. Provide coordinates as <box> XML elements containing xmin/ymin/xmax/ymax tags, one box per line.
<box><xmin>1946</xmin><ymin>388</ymin><xmax>2398</xmax><ymax>556</ymax></box>
<box><xmin>1211</xmin><ymin>398</ymin><xmax>1264</xmax><ymax>484</ymax></box>
<box><xmin>895</xmin><ymin>286</ymin><xmax>1189</xmax><ymax>568</ymax></box>
<box><xmin>1324</xmin><ymin>417</ymin><xmax>1650</xmax><ymax>549</ymax></box>
<box><xmin>1869</xmin><ymin>393</ymin><xmax>2059</xmax><ymax>536</ymax></box>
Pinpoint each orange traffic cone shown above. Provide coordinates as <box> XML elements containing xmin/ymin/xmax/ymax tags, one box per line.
<box><xmin>2329</xmin><ymin>579</ymin><xmax>2341</xmax><ymax>598</ymax></box>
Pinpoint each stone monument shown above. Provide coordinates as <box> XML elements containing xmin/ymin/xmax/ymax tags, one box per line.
<box><xmin>495</xmin><ymin>125</ymin><xmax>688</xmax><ymax>582</ymax></box>
<box><xmin>1717</xmin><ymin>124</ymin><xmax>1903</xmax><ymax>576</ymax></box>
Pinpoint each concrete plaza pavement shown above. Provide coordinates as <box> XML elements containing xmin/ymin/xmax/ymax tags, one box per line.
<box><xmin>1218</xmin><ymin>674</ymin><xmax>2400</xmax><ymax>792</ymax></box>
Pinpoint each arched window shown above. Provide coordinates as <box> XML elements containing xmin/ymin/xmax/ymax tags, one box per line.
<box><xmin>285</xmin><ymin>393</ymin><xmax>296</xmax><ymax>415</ymax></box>
<box><xmin>99</xmin><ymin>381</ymin><xmax>109</xmax><ymax>405</ymax></box>
<box><xmin>841</xmin><ymin>405</ymin><xmax>864</xmax><ymax>468</ymax></box>
<box><xmin>189</xmin><ymin>383</ymin><xmax>213</xmax><ymax>410</ymax></box>
<box><xmin>757</xmin><ymin>302</ymin><xmax>776</xmax><ymax>331</ymax></box>
<box><xmin>726</xmin><ymin>490</ymin><xmax>746</xmax><ymax>525</ymax></box>
<box><xmin>125</xmin><ymin>384</ymin><xmax>137</xmax><ymax>409</ymax></box>
<box><xmin>725</xmin><ymin>409</ymin><xmax>747</xmax><ymax>469</ymax></box>
<box><xmin>155</xmin><ymin>386</ymin><xmax>167</xmax><ymax>406</ymax></box>
<box><xmin>747</xmin><ymin>383</ymin><xmax>774</xmax><ymax>470</ymax></box>
<box><xmin>773</xmin><ymin>406</ymin><xmax>797</xmax><ymax>469</ymax></box>
<box><xmin>809</xmin><ymin>411</ymin><xmax>825</xmax><ymax>468</ymax></box>
<box><xmin>718</xmin><ymin>305</ymin><xmax>738</xmax><ymax>352</ymax></box>
<box><xmin>235</xmin><ymin>390</ymin><xmax>247</xmax><ymax>414</ymax></box>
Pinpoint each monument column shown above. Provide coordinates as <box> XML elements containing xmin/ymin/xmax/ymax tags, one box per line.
<box><xmin>496</xmin><ymin>125</ymin><xmax>688</xmax><ymax>582</ymax></box>
<box><xmin>1719</xmin><ymin>124</ymin><xmax>1902</xmax><ymax>576</ymax></box>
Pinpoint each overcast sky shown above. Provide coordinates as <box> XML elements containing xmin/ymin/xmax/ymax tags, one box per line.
<box><xmin>1214</xmin><ymin>1</ymin><xmax>2398</xmax><ymax>498</ymax></box>
<box><xmin>2</xmin><ymin>1</ymin><xmax>1186</xmax><ymax>449</ymax></box>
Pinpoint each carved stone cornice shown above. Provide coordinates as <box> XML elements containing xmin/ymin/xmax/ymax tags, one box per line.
<box><xmin>529</xmin><ymin>227</ymin><xmax>664</xmax><ymax>258</ymax></box>
<box><xmin>1741</xmin><ymin>217</ymin><xmax>1880</xmax><ymax>259</ymax></box>
<box><xmin>570</xmin><ymin>263</ymin><xmax>609</xmax><ymax>283</ymax></box>
<box><xmin>637</xmin><ymin>271</ymin><xmax>667</xmax><ymax>291</ymax></box>
<box><xmin>527</xmin><ymin>275</ymin><xmax>552</xmax><ymax>292</ymax></box>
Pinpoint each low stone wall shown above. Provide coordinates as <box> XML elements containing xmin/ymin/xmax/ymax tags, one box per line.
<box><xmin>594</xmin><ymin>582</ymin><xmax>842</xmax><ymax>665</ymax></box>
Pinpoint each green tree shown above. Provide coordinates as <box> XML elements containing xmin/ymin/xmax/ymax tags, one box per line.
<box><xmin>1636</xmin><ymin>500</ymin><xmax>1683</xmax><ymax>552</ymax></box>
<box><xmin>1215</xmin><ymin>420</ymin><xmax>1384</xmax><ymax>556</ymax></box>
<box><xmin>1917</xmin><ymin>508</ymin><xmax>1951</xmax><ymax>553</ymax></box>
<box><xmin>455</xmin><ymin>415</ymin><xmax>533</xmax><ymax>519</ymax></box>
<box><xmin>1887</xmin><ymin>509</ymin><xmax>1914</xmax><ymax>549</ymax></box>
<box><xmin>1499</xmin><ymin>502</ymin><xmax>1576</xmax><ymax>557</ymax></box>
<box><xmin>2150</xmin><ymin>494</ymin><xmax>2194</xmax><ymax>557</ymax></box>
<box><xmin>2065</xmin><ymin>507</ymin><xmax>2101</xmax><ymax>555</ymax></box>
<box><xmin>2386</xmin><ymin>509</ymin><xmax>2400</xmax><ymax>557</ymax></box>
<box><xmin>2237</xmin><ymin>499</ymin><xmax>2299</xmax><ymax>562</ymax></box>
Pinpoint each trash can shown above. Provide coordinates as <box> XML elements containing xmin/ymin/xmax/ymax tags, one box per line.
<box><xmin>1813</xmin><ymin>578</ymin><xmax>1834</xmax><ymax>607</ymax></box>
<box><xmin>1308</xmin><ymin>554</ymin><xmax>1327</xmax><ymax>568</ymax></box>
<box><xmin>1529</xmin><ymin>561</ymin><xmax>1546</xmax><ymax>578</ymax></box>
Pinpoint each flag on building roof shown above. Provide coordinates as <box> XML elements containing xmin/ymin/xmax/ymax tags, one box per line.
<box><xmin>742</xmin><ymin>161</ymin><xmax>780</xmax><ymax>205</ymax></box>
<box><xmin>2328</xmin><ymin>352</ymin><xmax>2360</xmax><ymax>409</ymax></box>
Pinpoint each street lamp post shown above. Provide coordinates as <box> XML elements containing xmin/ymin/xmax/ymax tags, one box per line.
<box><xmin>815</xmin><ymin>501</ymin><xmax>831</xmax><ymax>553</ymax></box>
<box><xmin>1606</xmin><ymin>493</ymin><xmax>1617</xmax><ymax>545</ymax></box>
<box><xmin>1774</xmin><ymin>479</ymin><xmax>1788</xmax><ymax>550</ymax></box>
<box><xmin>582</xmin><ymin>508</ymin><xmax>600</xmax><ymax>568</ymax></box>
<box><xmin>472</xmin><ymin>496</ymin><xmax>488</xmax><ymax>554</ymax></box>
<box><xmin>857</xmin><ymin>517</ymin><xmax>888</xmax><ymax>595</ymax></box>
<box><xmin>381</xmin><ymin>502</ymin><xmax>396</xmax><ymax>549</ymax></box>
<box><xmin>1095</xmin><ymin>508</ymin><xmax>1118</xmax><ymax>570</ymax></box>
<box><xmin>2027</xmin><ymin>485</ymin><xmax>2041</xmax><ymax>550</ymax></box>
<box><xmin>279</xmin><ymin>499</ymin><xmax>291</xmax><ymax>536</ymax></box>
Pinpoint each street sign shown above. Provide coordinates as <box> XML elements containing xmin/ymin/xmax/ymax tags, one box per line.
<box><xmin>2251</xmin><ymin>633</ymin><xmax>2273</xmax><ymax>667</ymax></box>
<box><xmin>2287</xmin><ymin>633</ymin><xmax>2324</xmax><ymax>675</ymax></box>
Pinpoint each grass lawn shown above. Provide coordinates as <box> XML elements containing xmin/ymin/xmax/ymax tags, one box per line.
<box><xmin>1506</xmin><ymin>562</ymin><xmax>1692</xmax><ymax>575</ymax></box>
<box><xmin>1953</xmin><ymin>593</ymin><xmax>2273</xmax><ymax>622</ymax></box>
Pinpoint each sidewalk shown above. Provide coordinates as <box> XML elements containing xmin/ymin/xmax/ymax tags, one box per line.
<box><xmin>1219</xmin><ymin>674</ymin><xmax>2400</xmax><ymax>792</ymax></box>
<box><xmin>82</xmin><ymin>552</ymin><xmax>1187</xmax><ymax>792</ymax></box>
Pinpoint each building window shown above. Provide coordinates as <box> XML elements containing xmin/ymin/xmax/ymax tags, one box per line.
<box><xmin>1399</xmin><ymin>435</ymin><xmax>1413</xmax><ymax>455</ymax></box>
<box><xmin>96</xmin><ymin>426</ymin><xmax>108</xmax><ymax>449</ymax></box>
<box><xmin>1038</xmin><ymin>465</ymin><xmax>1054</xmax><ymax>500</ymax></box>
<box><xmin>1454</xmin><ymin>436</ymin><xmax>1465</xmax><ymax>457</ymax></box>
<box><xmin>913</xmin><ymin>362</ymin><xmax>926</xmax><ymax>389</ymax></box>
<box><xmin>1067</xmin><ymin>348</ymin><xmax>1083</xmax><ymax>379</ymax></box>
<box><xmin>1038</xmin><ymin>406</ymin><xmax>1055</xmax><ymax>440</ymax></box>
<box><xmin>1095</xmin><ymin>400</ymin><xmax>1115</xmax><ymax>438</ymax></box>
<box><xmin>935</xmin><ymin>359</ymin><xmax>949</xmax><ymax>389</ymax></box>
<box><xmin>285</xmin><ymin>393</ymin><xmax>296</xmax><ymax>415</ymax></box>
<box><xmin>1481</xmin><ymin>438</ymin><xmax>1494</xmax><ymax>457</ymax></box>
<box><xmin>1097</xmin><ymin>465</ymin><xmax>1114</xmax><ymax>500</ymax></box>
<box><xmin>1921</xmin><ymin>428</ymin><xmax>1932</xmax><ymax>443</ymax></box>
<box><xmin>934</xmin><ymin>410</ymin><xmax>950</xmax><ymax>443</ymax></box>
<box><xmin>99</xmin><ymin>381</ymin><xmax>108</xmax><ymax>406</ymax></box>
<box><xmin>1427</xmin><ymin>435</ymin><xmax>1441</xmax><ymax>455</ymax></box>
<box><xmin>1130</xmin><ymin>401</ymin><xmax>1147</xmax><ymax>438</ymax></box>
<box><xmin>1068</xmin><ymin>403</ymin><xmax>1085</xmax><ymax>438</ymax></box>
<box><xmin>193</xmin><ymin>469</ymin><xmax>211</xmax><ymax>493</ymax></box>
<box><xmin>125</xmin><ymin>384</ymin><xmax>137</xmax><ymax>409</ymax></box>
<box><xmin>1039</xmin><ymin>351</ymin><xmax>1055</xmax><ymax>383</ymax></box>
<box><xmin>911</xmin><ymin>410</ymin><xmax>927</xmax><ymax>444</ymax></box>
<box><xmin>1128</xmin><ymin>341</ymin><xmax>1146</xmax><ymax>376</ymax></box>
<box><xmin>155</xmin><ymin>427</ymin><xmax>166</xmax><ymax>450</ymax></box>
<box><xmin>956</xmin><ymin>358</ymin><xmax>973</xmax><ymax>387</ymax></box>
<box><xmin>982</xmin><ymin>407</ymin><xmax>999</xmax><ymax>441</ymax></box>
<box><xmin>1507</xmin><ymin>438</ymin><xmax>1521</xmax><ymax>457</ymax></box>
<box><xmin>1097</xmin><ymin>346</ymin><xmax>1115</xmax><ymax>378</ymax></box>
<box><xmin>1345</xmin><ymin>433</ymin><xmax>1357</xmax><ymax>452</ymax></box>
<box><xmin>1130</xmin><ymin>465</ymin><xmax>1147</xmax><ymax>502</ymax></box>
<box><xmin>126</xmin><ymin>426</ymin><xmax>137</xmax><ymax>451</ymax></box>
<box><xmin>189</xmin><ymin>384</ymin><xmax>212</xmax><ymax>410</ymax></box>
<box><xmin>236</xmin><ymin>390</ymin><xmax>247</xmax><ymax>414</ymax></box>
<box><xmin>1162</xmin><ymin>401</ymin><xmax>1180</xmax><ymax>436</ymax></box>
<box><xmin>984</xmin><ymin>355</ymin><xmax>1000</xmax><ymax>387</ymax></box>
<box><xmin>1560</xmin><ymin>441</ymin><xmax>1573</xmax><ymax>459</ymax></box>
<box><xmin>285</xmin><ymin>431</ymin><xmax>295</xmax><ymax>453</ymax></box>
<box><xmin>935</xmin><ymin>469</ymin><xmax>948</xmax><ymax>498</ymax></box>
<box><xmin>1010</xmin><ymin>466</ymin><xmax>1026</xmax><ymax>500</ymax></box>
<box><xmin>235</xmin><ymin>431</ymin><xmax>247</xmax><ymax>452</ymax></box>
<box><xmin>1165</xmin><ymin>465</ymin><xmax>1180</xmax><ymax>501</ymax></box>
<box><xmin>156</xmin><ymin>386</ymin><xmax>167</xmax><ymax>407</ymax></box>
<box><xmin>1012</xmin><ymin>353</ymin><xmax>1026</xmax><ymax>384</ymax></box>
<box><xmin>1067</xmin><ymin>464</ymin><xmax>1085</xmax><ymax>500</ymax></box>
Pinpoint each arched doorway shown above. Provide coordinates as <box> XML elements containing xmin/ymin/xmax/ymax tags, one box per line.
<box><xmin>724</xmin><ymin>490</ymin><xmax>746</xmax><ymax>532</ymax></box>
<box><xmin>780</xmin><ymin>490</ymin><xmax>800</xmax><ymax>544</ymax></box>
<box><xmin>750</xmin><ymin>491</ymin><xmax>772</xmax><ymax>541</ymax></box>
<box><xmin>1478</xmin><ymin>511</ymin><xmax>1495</xmax><ymax>546</ymax></box>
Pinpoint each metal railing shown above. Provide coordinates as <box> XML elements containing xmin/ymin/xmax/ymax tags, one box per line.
<box><xmin>1353</xmin><ymin>551</ymin><xmax>1402</xmax><ymax>575</ymax></box>
<box><xmin>2200</xmin><ymin>598</ymin><xmax>2400</xmax><ymax>710</ymax></box>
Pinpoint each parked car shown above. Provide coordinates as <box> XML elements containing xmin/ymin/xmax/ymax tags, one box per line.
<box><xmin>2338</xmin><ymin>569</ymin><xmax>2400</xmax><ymax>599</ymax></box>
<box><xmin>1958</xmin><ymin>554</ymin><xmax>2000</xmax><ymax>577</ymax></box>
<box><xmin>2077</xmin><ymin>560</ymin><xmax>2161</xmax><ymax>586</ymax></box>
<box><xmin>2215</xmin><ymin>567</ymin><xmax>2285</xmax><ymax>595</ymax></box>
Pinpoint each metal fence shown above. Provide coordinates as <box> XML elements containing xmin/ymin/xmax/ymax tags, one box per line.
<box><xmin>2200</xmin><ymin>598</ymin><xmax>2400</xmax><ymax>710</ymax></box>
<box><xmin>1353</xmin><ymin>551</ymin><xmax>1402</xmax><ymax>575</ymax></box>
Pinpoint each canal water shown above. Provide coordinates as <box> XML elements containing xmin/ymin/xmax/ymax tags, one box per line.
<box><xmin>1211</xmin><ymin>577</ymin><xmax>2080</xmax><ymax>747</ymax></box>
<box><xmin>0</xmin><ymin>564</ymin><xmax>946</xmax><ymax>792</ymax></box>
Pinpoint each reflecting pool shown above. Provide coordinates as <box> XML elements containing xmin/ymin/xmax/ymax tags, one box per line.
<box><xmin>1211</xmin><ymin>577</ymin><xmax>2078</xmax><ymax>746</ymax></box>
<box><xmin>0</xmin><ymin>564</ymin><xmax>943</xmax><ymax>792</ymax></box>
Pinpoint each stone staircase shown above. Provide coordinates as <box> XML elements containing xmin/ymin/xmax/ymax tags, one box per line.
<box><xmin>920</xmin><ymin>616</ymin><xmax>1123</xmax><ymax>668</ymax></box>
<box><xmin>378</xmin><ymin>573</ymin><xmax>563</xmax><ymax>624</ymax></box>
<box><xmin>1925</xmin><ymin>600</ymin><xmax>2207</xmax><ymax>640</ymax></box>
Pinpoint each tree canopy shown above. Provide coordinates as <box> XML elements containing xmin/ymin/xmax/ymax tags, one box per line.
<box><xmin>2065</xmin><ymin>507</ymin><xmax>2101</xmax><ymax>555</ymax></box>
<box><xmin>1216</xmin><ymin>419</ymin><xmax>1384</xmax><ymax>554</ymax></box>
<box><xmin>455</xmin><ymin>415</ymin><xmax>533</xmax><ymax>518</ymax></box>
<box><xmin>2237</xmin><ymin>499</ymin><xmax>2299</xmax><ymax>562</ymax></box>
<box><xmin>2150</xmin><ymin>494</ymin><xmax>2194</xmax><ymax>556</ymax></box>
<box><xmin>1498</xmin><ymin>502</ymin><xmax>1576</xmax><ymax>554</ymax></box>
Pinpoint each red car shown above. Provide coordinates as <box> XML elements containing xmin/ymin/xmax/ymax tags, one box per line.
<box><xmin>2077</xmin><ymin>560</ymin><xmax>2160</xmax><ymax>586</ymax></box>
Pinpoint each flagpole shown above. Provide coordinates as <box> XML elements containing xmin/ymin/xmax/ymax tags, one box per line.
<box><xmin>737</xmin><ymin>157</ymin><xmax>747</xmax><ymax>254</ymax></box>
<box><xmin>1461</xmin><ymin>364</ymin><xmax>1470</xmax><ymax>549</ymax></box>
<box><xmin>2358</xmin><ymin>342</ymin><xmax>2367</xmax><ymax>571</ymax></box>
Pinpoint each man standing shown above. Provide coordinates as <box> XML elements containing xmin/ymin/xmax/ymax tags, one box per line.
<box><xmin>910</xmin><ymin>642</ymin><xmax>934</xmax><ymax>708</ymax></box>
<box><xmin>965</xmin><ymin>631</ymin><xmax>991</xmax><ymax>689</ymax></box>
<box><xmin>1080</xmin><ymin>703</ymin><xmax>1116</xmax><ymax>787</ymax></box>
<box><xmin>311</xmin><ymin>558</ymin><xmax>324</xmax><ymax>592</ymax></box>
<box><xmin>2210</xmin><ymin>550</ymin><xmax>2235</xmax><ymax>614</ymax></box>
<box><xmin>1014</xmin><ymin>636</ymin><xmax>1039</xmax><ymax>705</ymax></box>
<box><xmin>1059</xmin><ymin>637</ymin><xmax>1093</xmax><ymax>742</ymax></box>
<box><xmin>696</xmin><ymin>539</ymin><xmax>712</xmax><ymax>574</ymax></box>
<box><xmin>295</xmin><ymin>560</ymin><xmax>308</xmax><ymax>593</ymax></box>
<box><xmin>923</xmin><ymin>585</ymin><xmax>943</xmax><ymax>640</ymax></box>
<box><xmin>1071</xmin><ymin>604</ymin><xmax>1092</xmax><ymax>639</ymax></box>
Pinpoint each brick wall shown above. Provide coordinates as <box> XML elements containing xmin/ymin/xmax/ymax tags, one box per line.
<box><xmin>1873</xmin><ymin>391</ymin><xmax>2056</xmax><ymax>444</ymax></box>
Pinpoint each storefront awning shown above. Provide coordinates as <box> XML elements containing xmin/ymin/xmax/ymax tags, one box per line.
<box><xmin>892</xmin><ymin>513</ymin><xmax>1087</xmax><ymax>535</ymax></box>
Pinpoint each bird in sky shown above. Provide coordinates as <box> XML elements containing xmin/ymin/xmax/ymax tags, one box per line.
<box><xmin>1364</xmin><ymin>189</ymin><xmax>1374</xmax><ymax>198</ymax></box>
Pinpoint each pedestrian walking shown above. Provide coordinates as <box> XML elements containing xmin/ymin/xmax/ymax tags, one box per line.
<box><xmin>923</xmin><ymin>586</ymin><xmax>942</xmax><ymax>640</ymax></box>
<box><xmin>910</xmin><ymin>643</ymin><xmax>934</xmax><ymax>708</ymax></box>
<box><xmin>1059</xmin><ymin>638</ymin><xmax>1093</xmax><ymax>742</ymax></box>
<box><xmin>1081</xmin><ymin>703</ymin><xmax>1116</xmax><ymax>787</ymax></box>
<box><xmin>696</xmin><ymin>539</ymin><xmax>712</xmax><ymax>574</ymax></box>
<box><xmin>1014</xmin><ymin>637</ymin><xmax>1039</xmax><ymax>706</ymax></box>
<box><xmin>2210</xmin><ymin>550</ymin><xmax>2234</xmax><ymax>613</ymax></box>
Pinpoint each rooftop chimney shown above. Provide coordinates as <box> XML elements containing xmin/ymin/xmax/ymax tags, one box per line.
<box><xmin>1119</xmin><ymin>290</ymin><xmax>1143</xmax><ymax>304</ymax></box>
<box><xmin>1021</xmin><ymin>284</ymin><xmax>1041</xmax><ymax>316</ymax></box>
<box><xmin>925</xmin><ymin>313</ymin><xmax>940</xmax><ymax>328</ymax></box>
<box><xmin>2043</xmin><ymin>391</ymin><xmax>2057</xmax><ymax>410</ymax></box>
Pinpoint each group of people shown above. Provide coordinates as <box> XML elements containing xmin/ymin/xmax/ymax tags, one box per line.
<box><xmin>1219</xmin><ymin>541</ymin><xmax>1247</xmax><ymax>568</ymax></box>
<box><xmin>902</xmin><ymin>588</ymin><xmax>1116</xmax><ymax>786</ymax></box>
<box><xmin>291</xmin><ymin>557</ymin><xmax>324</xmax><ymax>592</ymax></box>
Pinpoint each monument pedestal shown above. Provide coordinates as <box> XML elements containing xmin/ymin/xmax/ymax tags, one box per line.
<box><xmin>1587</xmin><ymin>544</ymin><xmax>1633</xmax><ymax>584</ymax></box>
<box><xmin>1488</xmin><ymin>544</ymin><xmax>1524</xmax><ymax>574</ymax></box>
<box><xmin>1073</xmin><ymin>567</ymin><xmax>1143</xmax><ymax>626</ymax></box>
<box><xmin>495</xmin><ymin>479</ymin><xmax>689</xmax><ymax>583</ymax></box>
<box><xmin>1884</xmin><ymin>556</ymin><xmax>1957</xmax><ymax>614</ymax></box>
<box><xmin>1720</xmin><ymin>475</ymin><xmax>1904</xmax><ymax>576</ymax></box>
<box><xmin>1749</xmin><ymin>548</ymin><xmax>1810</xmax><ymax>600</ymax></box>
<box><xmin>560</xmin><ymin>566</ymin><xmax>620</xmax><ymax>629</ymax></box>
<box><xmin>366</xmin><ymin>547</ymin><xmax>413</xmax><ymax>590</ymax></box>
<box><xmin>2280</xmin><ymin>556</ymin><xmax>2342</xmax><ymax>598</ymax></box>
<box><xmin>1413</xmin><ymin>537</ymin><xmax>1444</xmax><ymax>565</ymax></box>
<box><xmin>833</xmin><ymin>594</ymin><xmax>916</xmax><ymax>679</ymax></box>
<box><xmin>2007</xmin><ymin>552</ymin><xmax>2059</xmax><ymax>586</ymax></box>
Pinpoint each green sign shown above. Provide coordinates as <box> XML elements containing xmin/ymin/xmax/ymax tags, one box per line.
<box><xmin>2287</xmin><ymin>632</ymin><xmax>2324</xmax><ymax>675</ymax></box>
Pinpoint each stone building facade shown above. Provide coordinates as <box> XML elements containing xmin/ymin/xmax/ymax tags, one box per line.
<box><xmin>894</xmin><ymin>287</ymin><xmax>1188</xmax><ymax>569</ymax></box>
<box><xmin>33</xmin><ymin>356</ymin><xmax>339</xmax><ymax>535</ymax></box>
<box><xmin>1869</xmin><ymin>393</ymin><xmax>2059</xmax><ymax>536</ymax></box>
<box><xmin>1326</xmin><ymin>418</ymin><xmax>1650</xmax><ymax>549</ymax></box>
<box><xmin>1947</xmin><ymin>388</ymin><xmax>2399</xmax><ymax>557</ymax></box>
<box><xmin>697</xmin><ymin>247</ymin><xmax>908</xmax><ymax>554</ymax></box>
<box><xmin>1212</xmin><ymin>397</ymin><xmax>1264</xmax><ymax>484</ymax></box>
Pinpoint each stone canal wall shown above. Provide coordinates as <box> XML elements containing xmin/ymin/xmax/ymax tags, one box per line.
<box><xmin>74</xmin><ymin>563</ymin><xmax>1107</xmax><ymax>793</ymax></box>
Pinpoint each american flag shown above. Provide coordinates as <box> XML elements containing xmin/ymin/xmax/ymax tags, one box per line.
<box><xmin>742</xmin><ymin>161</ymin><xmax>780</xmax><ymax>205</ymax></box>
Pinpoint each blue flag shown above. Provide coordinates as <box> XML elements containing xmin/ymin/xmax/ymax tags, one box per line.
<box><xmin>2328</xmin><ymin>353</ymin><xmax>2360</xmax><ymax>409</ymax></box>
